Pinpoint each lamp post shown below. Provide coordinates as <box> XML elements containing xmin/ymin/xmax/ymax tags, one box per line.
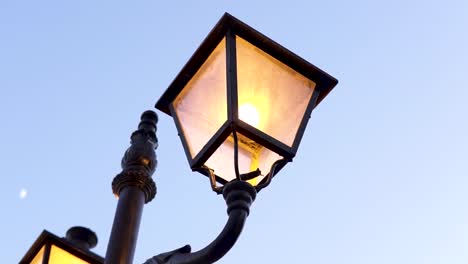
<box><xmin>21</xmin><ymin>12</ymin><xmax>337</xmax><ymax>264</ymax></box>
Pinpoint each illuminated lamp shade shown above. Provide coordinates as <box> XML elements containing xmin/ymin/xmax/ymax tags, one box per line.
<box><xmin>156</xmin><ymin>13</ymin><xmax>338</xmax><ymax>191</ymax></box>
<box><xmin>20</xmin><ymin>227</ymin><xmax>104</xmax><ymax>264</ymax></box>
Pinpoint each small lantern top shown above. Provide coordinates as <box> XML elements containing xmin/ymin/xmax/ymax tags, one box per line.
<box><xmin>20</xmin><ymin>227</ymin><xmax>104</xmax><ymax>264</ymax></box>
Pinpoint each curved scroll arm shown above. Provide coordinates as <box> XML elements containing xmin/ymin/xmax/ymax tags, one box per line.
<box><xmin>255</xmin><ymin>157</ymin><xmax>291</xmax><ymax>192</ymax></box>
<box><xmin>144</xmin><ymin>180</ymin><xmax>257</xmax><ymax>264</ymax></box>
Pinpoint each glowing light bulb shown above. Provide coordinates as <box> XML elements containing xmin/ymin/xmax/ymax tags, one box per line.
<box><xmin>239</xmin><ymin>103</ymin><xmax>260</xmax><ymax>128</ymax></box>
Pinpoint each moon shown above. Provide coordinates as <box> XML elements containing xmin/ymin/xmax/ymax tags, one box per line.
<box><xmin>19</xmin><ymin>188</ymin><xmax>28</xmax><ymax>199</ymax></box>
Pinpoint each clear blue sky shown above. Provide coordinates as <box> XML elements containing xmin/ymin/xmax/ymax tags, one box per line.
<box><xmin>1</xmin><ymin>0</ymin><xmax>468</xmax><ymax>263</ymax></box>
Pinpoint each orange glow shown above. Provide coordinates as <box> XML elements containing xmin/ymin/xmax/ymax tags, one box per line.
<box><xmin>236</xmin><ymin>36</ymin><xmax>316</xmax><ymax>147</ymax></box>
<box><xmin>239</xmin><ymin>103</ymin><xmax>260</xmax><ymax>128</ymax></box>
<box><xmin>30</xmin><ymin>246</ymin><xmax>45</xmax><ymax>264</ymax></box>
<box><xmin>49</xmin><ymin>245</ymin><xmax>90</xmax><ymax>264</ymax></box>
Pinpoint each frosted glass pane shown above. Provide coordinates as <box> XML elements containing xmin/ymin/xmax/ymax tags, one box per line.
<box><xmin>174</xmin><ymin>38</ymin><xmax>227</xmax><ymax>158</ymax></box>
<box><xmin>49</xmin><ymin>245</ymin><xmax>90</xmax><ymax>264</ymax></box>
<box><xmin>205</xmin><ymin>132</ymin><xmax>281</xmax><ymax>184</ymax></box>
<box><xmin>236</xmin><ymin>37</ymin><xmax>316</xmax><ymax>147</ymax></box>
<box><xmin>30</xmin><ymin>246</ymin><xmax>45</xmax><ymax>264</ymax></box>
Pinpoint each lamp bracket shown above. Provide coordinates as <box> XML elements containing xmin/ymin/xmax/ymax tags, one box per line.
<box><xmin>143</xmin><ymin>180</ymin><xmax>256</xmax><ymax>264</ymax></box>
<box><xmin>255</xmin><ymin>158</ymin><xmax>291</xmax><ymax>192</ymax></box>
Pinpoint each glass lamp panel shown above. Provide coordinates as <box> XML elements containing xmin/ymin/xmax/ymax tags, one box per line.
<box><xmin>236</xmin><ymin>36</ymin><xmax>316</xmax><ymax>147</ymax></box>
<box><xmin>205</xmin><ymin>133</ymin><xmax>281</xmax><ymax>184</ymax></box>
<box><xmin>49</xmin><ymin>245</ymin><xmax>90</xmax><ymax>264</ymax></box>
<box><xmin>30</xmin><ymin>245</ymin><xmax>45</xmax><ymax>264</ymax></box>
<box><xmin>173</xmin><ymin>38</ymin><xmax>227</xmax><ymax>158</ymax></box>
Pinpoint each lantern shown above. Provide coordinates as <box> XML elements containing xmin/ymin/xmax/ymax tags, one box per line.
<box><xmin>20</xmin><ymin>227</ymin><xmax>103</xmax><ymax>264</ymax></box>
<box><xmin>156</xmin><ymin>13</ymin><xmax>337</xmax><ymax>192</ymax></box>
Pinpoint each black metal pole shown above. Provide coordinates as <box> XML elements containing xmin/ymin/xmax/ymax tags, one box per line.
<box><xmin>105</xmin><ymin>187</ymin><xmax>145</xmax><ymax>263</ymax></box>
<box><xmin>105</xmin><ymin>111</ymin><xmax>158</xmax><ymax>264</ymax></box>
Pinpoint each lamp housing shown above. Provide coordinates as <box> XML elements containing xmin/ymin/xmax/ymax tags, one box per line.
<box><xmin>156</xmin><ymin>13</ymin><xmax>338</xmax><ymax>189</ymax></box>
<box><xmin>20</xmin><ymin>229</ymin><xmax>104</xmax><ymax>264</ymax></box>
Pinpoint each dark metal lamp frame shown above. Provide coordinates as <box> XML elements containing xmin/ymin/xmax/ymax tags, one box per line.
<box><xmin>21</xmin><ymin>12</ymin><xmax>338</xmax><ymax>264</ymax></box>
<box><xmin>20</xmin><ymin>230</ymin><xmax>104</xmax><ymax>264</ymax></box>
<box><xmin>156</xmin><ymin>12</ymin><xmax>338</xmax><ymax>188</ymax></box>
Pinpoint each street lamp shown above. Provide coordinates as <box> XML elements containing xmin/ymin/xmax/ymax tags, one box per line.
<box><xmin>156</xmin><ymin>13</ymin><xmax>337</xmax><ymax>193</ymax></box>
<box><xmin>21</xmin><ymin>12</ymin><xmax>337</xmax><ymax>264</ymax></box>
<box><xmin>20</xmin><ymin>226</ymin><xmax>104</xmax><ymax>264</ymax></box>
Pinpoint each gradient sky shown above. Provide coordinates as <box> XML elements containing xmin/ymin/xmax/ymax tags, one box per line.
<box><xmin>1</xmin><ymin>1</ymin><xmax>468</xmax><ymax>263</ymax></box>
